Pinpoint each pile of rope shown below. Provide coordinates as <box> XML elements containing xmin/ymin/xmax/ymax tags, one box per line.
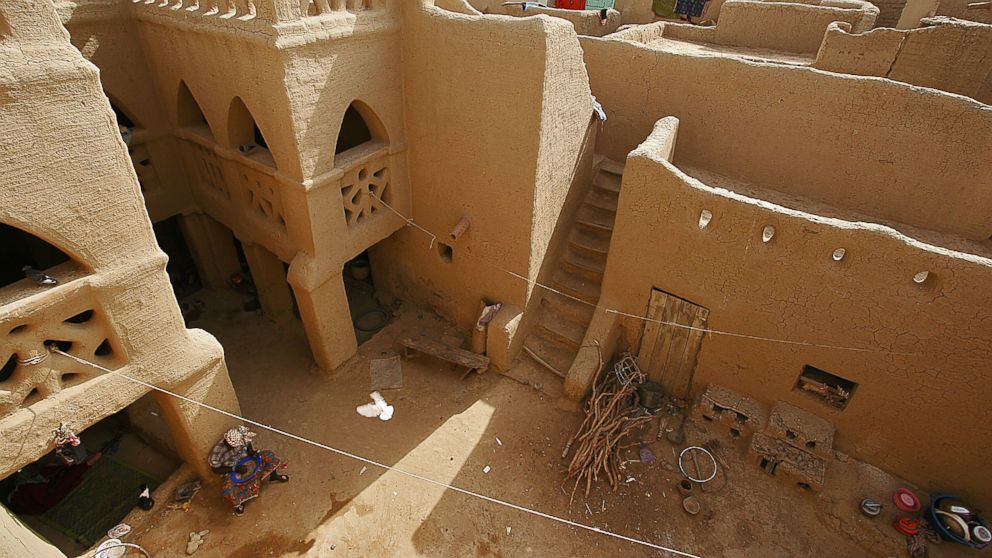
<box><xmin>563</xmin><ymin>354</ymin><xmax>654</xmax><ymax>502</ymax></box>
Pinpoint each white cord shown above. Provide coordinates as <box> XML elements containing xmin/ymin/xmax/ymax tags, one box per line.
<box><xmin>373</xmin><ymin>195</ymin><xmax>915</xmax><ymax>357</ymax></box>
<box><xmin>51</xmin><ymin>348</ymin><xmax>702</xmax><ymax>558</ymax></box>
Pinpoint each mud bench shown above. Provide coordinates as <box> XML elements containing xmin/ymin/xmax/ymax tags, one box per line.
<box><xmin>400</xmin><ymin>337</ymin><xmax>490</xmax><ymax>379</ymax></box>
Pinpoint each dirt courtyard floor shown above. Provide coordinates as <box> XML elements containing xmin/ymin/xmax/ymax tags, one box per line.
<box><xmin>122</xmin><ymin>293</ymin><xmax>974</xmax><ymax>558</ymax></box>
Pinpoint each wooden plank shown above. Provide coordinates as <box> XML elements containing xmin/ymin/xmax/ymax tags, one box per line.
<box><xmin>400</xmin><ymin>337</ymin><xmax>490</xmax><ymax>370</ymax></box>
<box><xmin>660</xmin><ymin>298</ymin><xmax>693</xmax><ymax>392</ymax></box>
<box><xmin>638</xmin><ymin>289</ymin><xmax>710</xmax><ymax>398</ymax></box>
<box><xmin>670</xmin><ymin>305</ymin><xmax>708</xmax><ymax>398</ymax></box>
<box><xmin>651</xmin><ymin>295</ymin><xmax>683</xmax><ymax>384</ymax></box>
<box><xmin>637</xmin><ymin>290</ymin><xmax>669</xmax><ymax>374</ymax></box>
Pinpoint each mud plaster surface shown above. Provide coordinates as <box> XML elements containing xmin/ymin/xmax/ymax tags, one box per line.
<box><xmin>645</xmin><ymin>36</ymin><xmax>815</xmax><ymax>66</ymax></box>
<box><xmin>122</xmin><ymin>296</ymin><xmax>972</xmax><ymax>557</ymax></box>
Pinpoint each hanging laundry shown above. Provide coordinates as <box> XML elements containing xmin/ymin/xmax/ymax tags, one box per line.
<box><xmin>53</xmin><ymin>423</ymin><xmax>87</xmax><ymax>465</ymax></box>
<box><xmin>674</xmin><ymin>0</ymin><xmax>707</xmax><ymax>19</ymax></box>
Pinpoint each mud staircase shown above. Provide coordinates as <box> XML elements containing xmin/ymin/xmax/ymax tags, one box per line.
<box><xmin>520</xmin><ymin>158</ymin><xmax>624</xmax><ymax>379</ymax></box>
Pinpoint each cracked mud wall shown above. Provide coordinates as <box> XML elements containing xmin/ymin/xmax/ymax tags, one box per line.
<box><xmin>704</xmin><ymin>0</ymin><xmax>878</xmax><ymax>54</ymax></box>
<box><xmin>814</xmin><ymin>18</ymin><xmax>992</xmax><ymax>104</ymax></box>
<box><xmin>374</xmin><ymin>3</ymin><xmax>592</xmax><ymax>329</ymax></box>
<box><xmin>582</xmin><ymin>36</ymin><xmax>992</xmax><ymax>242</ymax></box>
<box><xmin>58</xmin><ymin>0</ymin><xmax>196</xmax><ymax>223</ymax></box>
<box><xmin>0</xmin><ymin>0</ymin><xmax>238</xmax><ymax>483</ymax></box>
<box><xmin>598</xmin><ymin>146</ymin><xmax>992</xmax><ymax>509</ymax></box>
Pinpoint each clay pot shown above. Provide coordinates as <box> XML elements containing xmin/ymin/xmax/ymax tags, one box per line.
<box><xmin>678</xmin><ymin>479</ymin><xmax>694</xmax><ymax>496</ymax></box>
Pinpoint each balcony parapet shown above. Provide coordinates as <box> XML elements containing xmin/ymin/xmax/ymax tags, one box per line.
<box><xmin>0</xmin><ymin>264</ymin><xmax>126</xmax><ymax>418</ymax></box>
<box><xmin>127</xmin><ymin>0</ymin><xmax>398</xmax><ymax>45</ymax></box>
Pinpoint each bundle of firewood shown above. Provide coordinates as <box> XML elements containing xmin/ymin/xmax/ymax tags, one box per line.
<box><xmin>563</xmin><ymin>354</ymin><xmax>653</xmax><ymax>502</ymax></box>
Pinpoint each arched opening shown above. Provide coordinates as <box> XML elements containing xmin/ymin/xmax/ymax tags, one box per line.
<box><xmin>177</xmin><ymin>81</ymin><xmax>214</xmax><ymax>140</ymax></box>
<box><xmin>334</xmin><ymin>101</ymin><xmax>387</xmax><ymax>155</ymax></box>
<box><xmin>106</xmin><ymin>95</ymin><xmax>160</xmax><ymax>194</ymax></box>
<box><xmin>0</xmin><ymin>222</ymin><xmax>72</xmax><ymax>290</ymax></box>
<box><xmin>227</xmin><ymin>97</ymin><xmax>274</xmax><ymax>167</ymax></box>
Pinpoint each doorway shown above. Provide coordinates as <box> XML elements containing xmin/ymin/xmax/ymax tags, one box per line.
<box><xmin>0</xmin><ymin>403</ymin><xmax>179</xmax><ymax>555</ymax></box>
<box><xmin>637</xmin><ymin>289</ymin><xmax>709</xmax><ymax>399</ymax></box>
<box><xmin>343</xmin><ymin>250</ymin><xmax>391</xmax><ymax>345</ymax></box>
<box><xmin>153</xmin><ymin>216</ymin><xmax>203</xmax><ymax>300</ymax></box>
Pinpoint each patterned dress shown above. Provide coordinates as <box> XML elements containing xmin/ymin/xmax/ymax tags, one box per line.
<box><xmin>208</xmin><ymin>436</ymin><xmax>285</xmax><ymax>508</ymax></box>
<box><xmin>221</xmin><ymin>451</ymin><xmax>282</xmax><ymax>507</ymax></box>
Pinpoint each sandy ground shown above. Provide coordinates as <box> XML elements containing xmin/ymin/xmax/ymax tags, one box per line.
<box><xmin>121</xmin><ymin>295</ymin><xmax>974</xmax><ymax>558</ymax></box>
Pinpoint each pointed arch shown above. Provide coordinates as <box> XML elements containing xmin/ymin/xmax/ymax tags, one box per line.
<box><xmin>228</xmin><ymin>96</ymin><xmax>275</xmax><ymax>167</ymax></box>
<box><xmin>335</xmin><ymin>100</ymin><xmax>388</xmax><ymax>155</ymax></box>
<box><xmin>0</xmin><ymin>222</ymin><xmax>72</xmax><ymax>289</ymax></box>
<box><xmin>177</xmin><ymin>81</ymin><xmax>214</xmax><ymax>140</ymax></box>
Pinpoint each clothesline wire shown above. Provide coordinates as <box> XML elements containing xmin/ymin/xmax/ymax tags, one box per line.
<box><xmin>50</xmin><ymin>348</ymin><xmax>701</xmax><ymax>558</ymax></box>
<box><xmin>370</xmin><ymin>192</ymin><xmax>916</xmax><ymax>357</ymax></box>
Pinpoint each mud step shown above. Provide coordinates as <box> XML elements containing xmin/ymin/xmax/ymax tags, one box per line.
<box><xmin>568</xmin><ymin>228</ymin><xmax>611</xmax><ymax>258</ymax></box>
<box><xmin>523</xmin><ymin>333</ymin><xmax>575</xmax><ymax>377</ymax></box>
<box><xmin>536</xmin><ymin>309</ymin><xmax>586</xmax><ymax>349</ymax></box>
<box><xmin>541</xmin><ymin>291</ymin><xmax>595</xmax><ymax>325</ymax></box>
<box><xmin>550</xmin><ymin>270</ymin><xmax>601</xmax><ymax>305</ymax></box>
<box><xmin>576</xmin><ymin>204</ymin><xmax>615</xmax><ymax>233</ymax></box>
<box><xmin>599</xmin><ymin>158</ymin><xmax>625</xmax><ymax>176</ymax></box>
<box><xmin>585</xmin><ymin>188</ymin><xmax>619</xmax><ymax>212</ymax></box>
<box><xmin>593</xmin><ymin>172</ymin><xmax>622</xmax><ymax>195</ymax></box>
<box><xmin>561</xmin><ymin>249</ymin><xmax>606</xmax><ymax>283</ymax></box>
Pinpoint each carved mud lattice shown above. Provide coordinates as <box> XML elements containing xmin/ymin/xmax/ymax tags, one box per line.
<box><xmin>0</xmin><ymin>291</ymin><xmax>125</xmax><ymax>418</ymax></box>
<box><xmin>304</xmin><ymin>0</ymin><xmax>372</xmax><ymax>16</ymax></box>
<box><xmin>341</xmin><ymin>158</ymin><xmax>389</xmax><ymax>227</ymax></box>
<box><xmin>135</xmin><ymin>0</ymin><xmax>259</xmax><ymax>20</ymax></box>
<box><xmin>241</xmin><ymin>172</ymin><xmax>287</xmax><ymax>232</ymax></box>
<box><xmin>193</xmin><ymin>146</ymin><xmax>230</xmax><ymax>200</ymax></box>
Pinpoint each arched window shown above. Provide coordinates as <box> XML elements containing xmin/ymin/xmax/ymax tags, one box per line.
<box><xmin>228</xmin><ymin>96</ymin><xmax>275</xmax><ymax>167</ymax></box>
<box><xmin>335</xmin><ymin>101</ymin><xmax>387</xmax><ymax>155</ymax></box>
<box><xmin>0</xmin><ymin>222</ymin><xmax>71</xmax><ymax>290</ymax></box>
<box><xmin>177</xmin><ymin>81</ymin><xmax>214</xmax><ymax>140</ymax></box>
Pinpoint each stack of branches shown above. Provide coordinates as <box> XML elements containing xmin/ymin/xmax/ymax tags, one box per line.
<box><xmin>563</xmin><ymin>353</ymin><xmax>654</xmax><ymax>502</ymax></box>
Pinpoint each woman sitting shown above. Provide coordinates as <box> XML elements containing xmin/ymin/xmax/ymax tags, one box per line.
<box><xmin>207</xmin><ymin>426</ymin><xmax>288</xmax><ymax>516</ymax></box>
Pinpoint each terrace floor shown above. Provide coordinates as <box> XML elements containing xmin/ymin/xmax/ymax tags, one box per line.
<box><xmin>645</xmin><ymin>36</ymin><xmax>815</xmax><ymax>66</ymax></box>
<box><xmin>113</xmin><ymin>293</ymin><xmax>970</xmax><ymax>557</ymax></box>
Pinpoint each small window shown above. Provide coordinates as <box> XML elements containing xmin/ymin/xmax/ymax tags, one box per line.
<box><xmin>795</xmin><ymin>365</ymin><xmax>857</xmax><ymax>410</ymax></box>
<box><xmin>437</xmin><ymin>242</ymin><xmax>453</xmax><ymax>263</ymax></box>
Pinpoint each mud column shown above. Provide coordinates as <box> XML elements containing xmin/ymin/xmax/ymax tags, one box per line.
<box><xmin>178</xmin><ymin>212</ymin><xmax>242</xmax><ymax>289</ymax></box>
<box><xmin>242</xmin><ymin>242</ymin><xmax>295</xmax><ymax>322</ymax></box>
<box><xmin>290</xmin><ymin>271</ymin><xmax>358</xmax><ymax>371</ymax></box>
<box><xmin>153</xmin><ymin>333</ymin><xmax>242</xmax><ymax>483</ymax></box>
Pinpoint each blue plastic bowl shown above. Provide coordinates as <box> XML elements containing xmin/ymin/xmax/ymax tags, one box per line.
<box><xmin>927</xmin><ymin>493</ymin><xmax>989</xmax><ymax>548</ymax></box>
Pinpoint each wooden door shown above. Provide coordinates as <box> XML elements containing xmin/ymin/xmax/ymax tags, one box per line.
<box><xmin>637</xmin><ymin>290</ymin><xmax>709</xmax><ymax>399</ymax></box>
